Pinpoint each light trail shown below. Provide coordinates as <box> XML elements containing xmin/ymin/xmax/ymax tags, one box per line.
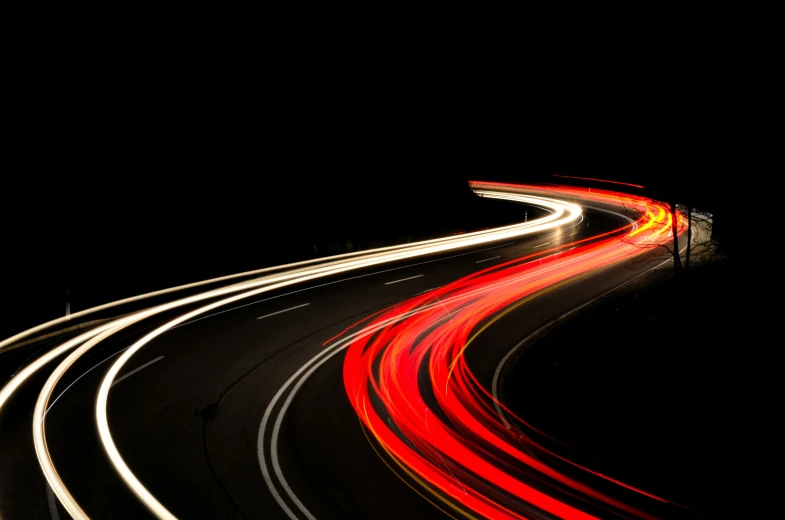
<box><xmin>490</xmin><ymin>239</ymin><xmax>690</xmax><ymax>431</ymax></box>
<box><xmin>336</xmin><ymin>182</ymin><xmax>690</xmax><ymax>519</ymax></box>
<box><xmin>259</xmin><ymin>262</ymin><xmax>569</xmax><ymax>520</ymax></box>
<box><xmin>0</xmin><ymin>181</ymin><xmax>692</xmax><ymax>519</ymax></box>
<box><xmin>0</xmin><ymin>193</ymin><xmax>572</xmax><ymax>354</ymax></box>
<box><xmin>1</xmin><ymin>188</ymin><xmax>579</xmax><ymax>518</ymax></box>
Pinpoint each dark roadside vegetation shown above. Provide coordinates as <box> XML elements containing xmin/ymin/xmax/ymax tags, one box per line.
<box><xmin>501</xmin><ymin>249</ymin><xmax>767</xmax><ymax>518</ymax></box>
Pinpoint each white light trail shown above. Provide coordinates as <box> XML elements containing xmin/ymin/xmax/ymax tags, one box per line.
<box><xmin>0</xmin><ymin>193</ymin><xmax>576</xmax><ymax>353</ymax></box>
<box><xmin>10</xmin><ymin>189</ymin><xmax>581</xmax><ymax>518</ymax></box>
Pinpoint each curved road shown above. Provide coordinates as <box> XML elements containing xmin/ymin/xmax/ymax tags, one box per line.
<box><xmin>0</xmin><ymin>182</ymin><xmax>696</xmax><ymax>519</ymax></box>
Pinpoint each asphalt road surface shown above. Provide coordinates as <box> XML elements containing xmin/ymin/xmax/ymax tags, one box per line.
<box><xmin>0</xmin><ymin>185</ymin><xmax>695</xmax><ymax>520</ymax></box>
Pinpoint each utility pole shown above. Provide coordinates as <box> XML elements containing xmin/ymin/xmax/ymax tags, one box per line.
<box><xmin>670</xmin><ymin>200</ymin><xmax>682</xmax><ymax>272</ymax></box>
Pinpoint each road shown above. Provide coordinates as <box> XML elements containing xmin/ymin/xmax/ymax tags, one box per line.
<box><xmin>0</xmin><ymin>182</ymin><xmax>696</xmax><ymax>519</ymax></box>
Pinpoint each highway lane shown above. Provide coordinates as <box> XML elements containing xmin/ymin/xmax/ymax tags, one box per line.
<box><xmin>37</xmin><ymin>213</ymin><xmax>604</xmax><ymax>519</ymax></box>
<box><xmin>0</xmin><ymin>195</ymin><xmax>569</xmax><ymax>519</ymax></box>
<box><xmin>293</xmin><ymin>248</ymin><xmax>689</xmax><ymax>520</ymax></box>
<box><xmin>257</xmin><ymin>259</ymin><xmax>683</xmax><ymax>520</ymax></box>
<box><xmin>328</xmin><ymin>186</ymin><xmax>691</xmax><ymax>519</ymax></box>
<box><xmin>0</xmin><ymin>184</ymin><xmax>691</xmax><ymax>519</ymax></box>
<box><xmin>0</xmin><ymin>306</ymin><xmax>222</xmax><ymax>519</ymax></box>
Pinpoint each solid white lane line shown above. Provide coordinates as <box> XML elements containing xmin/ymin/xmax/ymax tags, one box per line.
<box><xmin>569</xmin><ymin>231</ymin><xmax>579</xmax><ymax>236</ymax></box>
<box><xmin>111</xmin><ymin>356</ymin><xmax>164</xmax><ymax>387</ymax></box>
<box><xmin>44</xmin><ymin>347</ymin><xmax>130</xmax><ymax>417</ymax></box>
<box><xmin>257</xmin><ymin>303</ymin><xmax>310</xmax><ymax>320</ymax></box>
<box><xmin>534</xmin><ymin>242</ymin><xmax>551</xmax><ymax>248</ymax></box>
<box><xmin>475</xmin><ymin>256</ymin><xmax>501</xmax><ymax>264</ymax></box>
<box><xmin>384</xmin><ymin>274</ymin><xmax>424</xmax><ymax>285</ymax></box>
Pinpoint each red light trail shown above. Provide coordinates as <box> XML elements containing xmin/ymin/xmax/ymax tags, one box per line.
<box><xmin>341</xmin><ymin>182</ymin><xmax>688</xmax><ymax>519</ymax></box>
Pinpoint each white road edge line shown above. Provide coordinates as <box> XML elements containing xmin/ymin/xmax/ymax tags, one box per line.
<box><xmin>45</xmin><ymin>347</ymin><xmax>130</xmax><ymax>418</ymax></box>
<box><xmin>257</xmin><ymin>303</ymin><xmax>310</xmax><ymax>320</ymax></box>
<box><xmin>475</xmin><ymin>256</ymin><xmax>501</xmax><ymax>264</ymax></box>
<box><xmin>534</xmin><ymin>242</ymin><xmax>550</xmax><ymax>248</ymax></box>
<box><xmin>111</xmin><ymin>356</ymin><xmax>165</xmax><ymax>387</ymax></box>
<box><xmin>384</xmin><ymin>274</ymin><xmax>424</xmax><ymax>285</ymax></box>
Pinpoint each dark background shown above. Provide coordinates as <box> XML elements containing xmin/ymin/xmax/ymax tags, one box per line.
<box><xmin>1</xmin><ymin>62</ymin><xmax>750</xmax><ymax>340</ymax></box>
<box><xmin>0</xmin><ymin>38</ymin><xmax>770</xmax><ymax>518</ymax></box>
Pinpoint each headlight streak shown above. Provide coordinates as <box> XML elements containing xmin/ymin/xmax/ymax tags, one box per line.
<box><xmin>34</xmin><ymin>322</ymin><xmax>136</xmax><ymax>519</ymax></box>
<box><xmin>0</xmin><ymin>192</ymin><xmax>570</xmax><ymax>355</ymax></box>
<box><xmin>334</xmin><ymin>185</ymin><xmax>691</xmax><ymax>519</ymax></box>
<box><xmin>2</xmin><ymin>182</ymin><xmax>690</xmax><ymax>519</ymax></box>
<box><xmin>94</xmin><ymin>197</ymin><xmax>579</xmax><ymax>518</ymax></box>
<box><xmin>0</xmin><ymin>326</ymin><xmax>111</xmax><ymax>413</ymax></box>
<box><xmin>2</xmin><ymin>189</ymin><xmax>579</xmax><ymax>519</ymax></box>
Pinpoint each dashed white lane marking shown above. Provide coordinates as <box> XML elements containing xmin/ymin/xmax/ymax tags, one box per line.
<box><xmin>111</xmin><ymin>356</ymin><xmax>165</xmax><ymax>387</ymax></box>
<box><xmin>384</xmin><ymin>274</ymin><xmax>424</xmax><ymax>285</ymax></box>
<box><xmin>475</xmin><ymin>256</ymin><xmax>501</xmax><ymax>263</ymax></box>
<box><xmin>257</xmin><ymin>303</ymin><xmax>311</xmax><ymax>321</ymax></box>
